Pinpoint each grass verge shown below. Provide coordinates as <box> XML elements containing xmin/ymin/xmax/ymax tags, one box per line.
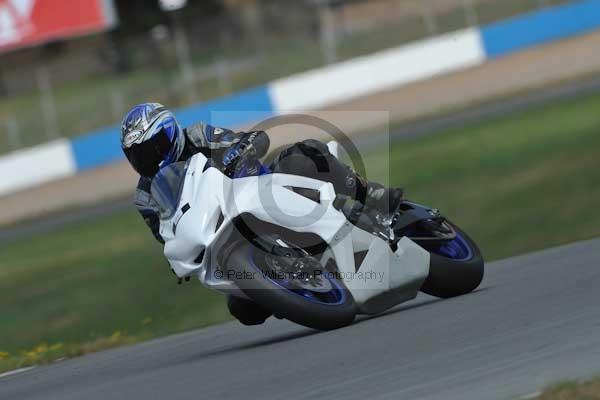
<box><xmin>1</xmin><ymin>89</ymin><xmax>600</xmax><ymax>372</ymax></box>
<box><xmin>364</xmin><ymin>89</ymin><xmax>600</xmax><ymax>260</ymax></box>
<box><xmin>0</xmin><ymin>210</ymin><xmax>231</xmax><ymax>372</ymax></box>
<box><xmin>533</xmin><ymin>377</ymin><xmax>600</xmax><ymax>399</ymax></box>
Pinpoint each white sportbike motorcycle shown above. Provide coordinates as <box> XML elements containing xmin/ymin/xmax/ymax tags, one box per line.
<box><xmin>156</xmin><ymin>143</ymin><xmax>484</xmax><ymax>330</ymax></box>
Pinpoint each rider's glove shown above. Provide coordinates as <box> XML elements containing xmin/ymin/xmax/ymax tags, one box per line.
<box><xmin>222</xmin><ymin>147</ymin><xmax>243</xmax><ymax>168</ymax></box>
<box><xmin>222</xmin><ymin>132</ymin><xmax>260</xmax><ymax>168</ymax></box>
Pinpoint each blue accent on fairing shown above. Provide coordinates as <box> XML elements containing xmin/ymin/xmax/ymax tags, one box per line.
<box><xmin>258</xmin><ymin>164</ymin><xmax>271</xmax><ymax>176</ymax></box>
<box><xmin>232</xmin><ymin>160</ymin><xmax>272</xmax><ymax>179</ymax></box>
<box><xmin>481</xmin><ymin>0</ymin><xmax>600</xmax><ymax>58</ymax></box>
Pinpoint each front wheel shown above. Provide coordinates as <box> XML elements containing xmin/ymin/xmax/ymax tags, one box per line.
<box><xmin>224</xmin><ymin>242</ymin><xmax>357</xmax><ymax>330</ymax></box>
<box><xmin>419</xmin><ymin>223</ymin><xmax>484</xmax><ymax>298</ymax></box>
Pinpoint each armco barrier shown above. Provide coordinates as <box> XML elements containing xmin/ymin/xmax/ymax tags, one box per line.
<box><xmin>2</xmin><ymin>0</ymin><xmax>600</xmax><ymax>196</ymax></box>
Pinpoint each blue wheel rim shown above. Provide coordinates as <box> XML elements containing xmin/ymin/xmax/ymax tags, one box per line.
<box><xmin>248</xmin><ymin>249</ymin><xmax>346</xmax><ymax>306</ymax></box>
<box><xmin>431</xmin><ymin>231</ymin><xmax>473</xmax><ymax>262</ymax></box>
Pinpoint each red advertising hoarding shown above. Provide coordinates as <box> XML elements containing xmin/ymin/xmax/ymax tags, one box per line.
<box><xmin>0</xmin><ymin>0</ymin><xmax>117</xmax><ymax>53</ymax></box>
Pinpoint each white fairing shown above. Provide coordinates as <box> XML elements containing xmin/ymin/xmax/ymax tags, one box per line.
<box><xmin>161</xmin><ymin>152</ymin><xmax>430</xmax><ymax>314</ymax></box>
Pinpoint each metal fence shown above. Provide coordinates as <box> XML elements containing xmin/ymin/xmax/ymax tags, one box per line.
<box><xmin>0</xmin><ymin>0</ymin><xmax>570</xmax><ymax>154</ymax></box>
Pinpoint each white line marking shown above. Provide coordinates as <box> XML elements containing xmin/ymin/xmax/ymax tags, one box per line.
<box><xmin>0</xmin><ymin>366</ymin><xmax>35</xmax><ymax>379</ymax></box>
<box><xmin>520</xmin><ymin>391</ymin><xmax>542</xmax><ymax>399</ymax></box>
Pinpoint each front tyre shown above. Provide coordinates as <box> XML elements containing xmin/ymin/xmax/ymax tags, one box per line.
<box><xmin>420</xmin><ymin>223</ymin><xmax>484</xmax><ymax>298</ymax></box>
<box><xmin>225</xmin><ymin>244</ymin><xmax>357</xmax><ymax>330</ymax></box>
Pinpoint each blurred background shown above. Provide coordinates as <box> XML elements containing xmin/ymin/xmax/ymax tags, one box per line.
<box><xmin>0</xmin><ymin>0</ymin><xmax>571</xmax><ymax>150</ymax></box>
<box><xmin>1</xmin><ymin>0</ymin><xmax>599</xmax><ymax>374</ymax></box>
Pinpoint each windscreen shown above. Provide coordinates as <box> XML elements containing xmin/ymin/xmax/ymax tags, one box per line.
<box><xmin>150</xmin><ymin>161</ymin><xmax>189</xmax><ymax>219</ymax></box>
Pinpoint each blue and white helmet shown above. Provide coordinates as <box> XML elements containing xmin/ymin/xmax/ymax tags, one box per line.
<box><xmin>120</xmin><ymin>103</ymin><xmax>184</xmax><ymax>177</ymax></box>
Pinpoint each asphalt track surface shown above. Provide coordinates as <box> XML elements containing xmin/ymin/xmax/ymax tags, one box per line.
<box><xmin>2</xmin><ymin>75</ymin><xmax>600</xmax><ymax>246</ymax></box>
<box><xmin>1</xmin><ymin>238</ymin><xmax>599</xmax><ymax>400</ymax></box>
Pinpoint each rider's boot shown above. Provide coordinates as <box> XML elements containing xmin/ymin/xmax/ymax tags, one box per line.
<box><xmin>346</xmin><ymin>168</ymin><xmax>404</xmax><ymax>214</ymax></box>
<box><xmin>364</xmin><ymin>182</ymin><xmax>404</xmax><ymax>215</ymax></box>
<box><xmin>334</xmin><ymin>178</ymin><xmax>404</xmax><ymax>234</ymax></box>
<box><xmin>227</xmin><ymin>295</ymin><xmax>271</xmax><ymax>326</ymax></box>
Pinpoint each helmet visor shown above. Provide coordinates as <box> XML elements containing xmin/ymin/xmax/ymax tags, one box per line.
<box><xmin>123</xmin><ymin>128</ymin><xmax>172</xmax><ymax>177</ymax></box>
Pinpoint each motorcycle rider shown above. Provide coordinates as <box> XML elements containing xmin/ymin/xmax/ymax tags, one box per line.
<box><xmin>121</xmin><ymin>103</ymin><xmax>403</xmax><ymax>325</ymax></box>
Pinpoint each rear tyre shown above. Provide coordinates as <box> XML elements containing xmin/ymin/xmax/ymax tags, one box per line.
<box><xmin>420</xmin><ymin>223</ymin><xmax>484</xmax><ymax>298</ymax></box>
<box><xmin>225</xmin><ymin>244</ymin><xmax>357</xmax><ymax>330</ymax></box>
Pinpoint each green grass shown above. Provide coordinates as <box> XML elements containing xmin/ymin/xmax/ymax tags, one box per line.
<box><xmin>532</xmin><ymin>377</ymin><xmax>600</xmax><ymax>399</ymax></box>
<box><xmin>363</xmin><ymin>91</ymin><xmax>600</xmax><ymax>260</ymax></box>
<box><xmin>1</xmin><ymin>89</ymin><xmax>600</xmax><ymax>372</ymax></box>
<box><xmin>0</xmin><ymin>211</ymin><xmax>231</xmax><ymax>371</ymax></box>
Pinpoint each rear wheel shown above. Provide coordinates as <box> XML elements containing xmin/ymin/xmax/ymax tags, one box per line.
<box><xmin>224</xmin><ymin>241</ymin><xmax>357</xmax><ymax>330</ymax></box>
